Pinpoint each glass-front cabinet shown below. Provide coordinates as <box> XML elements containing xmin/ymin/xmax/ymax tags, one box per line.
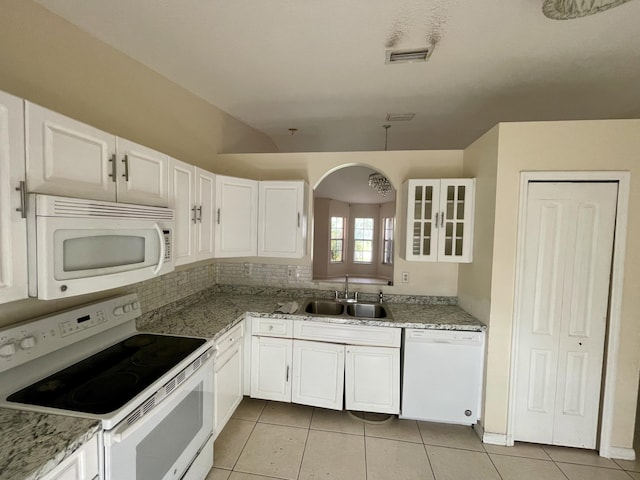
<box><xmin>403</xmin><ymin>179</ymin><xmax>475</xmax><ymax>262</ymax></box>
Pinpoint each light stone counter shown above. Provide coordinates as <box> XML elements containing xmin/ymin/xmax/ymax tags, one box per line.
<box><xmin>136</xmin><ymin>289</ymin><xmax>485</xmax><ymax>339</ymax></box>
<box><xmin>0</xmin><ymin>408</ymin><xmax>100</xmax><ymax>480</ymax></box>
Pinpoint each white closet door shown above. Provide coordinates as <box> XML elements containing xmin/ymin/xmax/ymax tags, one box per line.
<box><xmin>514</xmin><ymin>182</ymin><xmax>617</xmax><ymax>448</ymax></box>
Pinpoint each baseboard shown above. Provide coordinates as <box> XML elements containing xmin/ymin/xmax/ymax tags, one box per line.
<box><xmin>472</xmin><ymin>422</ymin><xmax>484</xmax><ymax>441</ymax></box>
<box><xmin>482</xmin><ymin>432</ymin><xmax>509</xmax><ymax>446</ymax></box>
<box><xmin>608</xmin><ymin>446</ymin><xmax>637</xmax><ymax>460</ymax></box>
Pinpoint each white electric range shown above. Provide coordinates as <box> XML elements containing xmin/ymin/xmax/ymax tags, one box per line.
<box><xmin>0</xmin><ymin>294</ymin><xmax>215</xmax><ymax>480</ymax></box>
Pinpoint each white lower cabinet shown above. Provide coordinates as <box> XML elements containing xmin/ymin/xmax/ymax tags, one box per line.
<box><xmin>41</xmin><ymin>434</ymin><xmax>99</xmax><ymax>480</ymax></box>
<box><xmin>345</xmin><ymin>345</ymin><xmax>400</xmax><ymax>414</ymax></box>
<box><xmin>292</xmin><ymin>339</ymin><xmax>344</xmax><ymax>410</ymax></box>
<box><xmin>249</xmin><ymin>317</ymin><xmax>400</xmax><ymax>414</ymax></box>
<box><xmin>250</xmin><ymin>335</ymin><xmax>292</xmax><ymax>402</ymax></box>
<box><xmin>214</xmin><ymin>322</ymin><xmax>244</xmax><ymax>438</ymax></box>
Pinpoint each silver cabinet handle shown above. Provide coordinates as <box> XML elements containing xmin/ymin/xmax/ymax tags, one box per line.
<box><xmin>197</xmin><ymin>206</ymin><xmax>203</xmax><ymax>223</ymax></box>
<box><xmin>435</xmin><ymin>212</ymin><xmax>439</xmax><ymax>228</ymax></box>
<box><xmin>441</xmin><ymin>211</ymin><xmax>444</xmax><ymax>228</ymax></box>
<box><xmin>15</xmin><ymin>181</ymin><xmax>26</xmax><ymax>219</ymax></box>
<box><xmin>286</xmin><ymin>365</ymin><xmax>290</xmax><ymax>382</ymax></box>
<box><xmin>191</xmin><ymin>206</ymin><xmax>197</xmax><ymax>224</ymax></box>
<box><xmin>108</xmin><ymin>154</ymin><xmax>116</xmax><ymax>182</ymax></box>
<box><xmin>297</xmin><ymin>212</ymin><xmax>300</xmax><ymax>228</ymax></box>
<box><xmin>217</xmin><ymin>208</ymin><xmax>221</xmax><ymax>225</ymax></box>
<box><xmin>121</xmin><ymin>154</ymin><xmax>130</xmax><ymax>181</ymax></box>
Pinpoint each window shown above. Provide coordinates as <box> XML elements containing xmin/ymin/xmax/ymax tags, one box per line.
<box><xmin>330</xmin><ymin>217</ymin><xmax>345</xmax><ymax>262</ymax></box>
<box><xmin>353</xmin><ymin>217</ymin><xmax>374</xmax><ymax>263</ymax></box>
<box><xmin>382</xmin><ymin>217</ymin><xmax>394</xmax><ymax>264</ymax></box>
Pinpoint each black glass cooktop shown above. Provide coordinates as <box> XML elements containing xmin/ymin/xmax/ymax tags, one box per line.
<box><xmin>8</xmin><ymin>334</ymin><xmax>206</xmax><ymax>414</ymax></box>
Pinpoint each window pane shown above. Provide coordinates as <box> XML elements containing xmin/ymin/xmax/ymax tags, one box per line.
<box><xmin>330</xmin><ymin>217</ymin><xmax>345</xmax><ymax>263</ymax></box>
<box><xmin>353</xmin><ymin>217</ymin><xmax>374</xmax><ymax>263</ymax></box>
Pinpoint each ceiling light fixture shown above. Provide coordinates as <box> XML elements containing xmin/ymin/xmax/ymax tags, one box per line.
<box><xmin>368</xmin><ymin>125</ymin><xmax>393</xmax><ymax>196</ymax></box>
<box><xmin>542</xmin><ymin>0</ymin><xmax>634</xmax><ymax>19</ymax></box>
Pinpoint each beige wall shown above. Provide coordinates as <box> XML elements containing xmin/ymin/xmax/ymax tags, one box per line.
<box><xmin>458</xmin><ymin>125</ymin><xmax>500</xmax><ymax>427</ymax></box>
<box><xmin>218</xmin><ymin>150</ymin><xmax>465</xmax><ymax>296</ymax></box>
<box><xmin>477</xmin><ymin>120</ymin><xmax>640</xmax><ymax>450</ymax></box>
<box><xmin>0</xmin><ymin>0</ymin><xmax>276</xmax><ymax>171</ymax></box>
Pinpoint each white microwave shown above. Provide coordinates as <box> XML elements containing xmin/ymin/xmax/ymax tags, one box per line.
<box><xmin>27</xmin><ymin>194</ymin><xmax>175</xmax><ymax>300</ymax></box>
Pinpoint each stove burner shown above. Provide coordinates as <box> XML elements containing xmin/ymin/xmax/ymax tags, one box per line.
<box><xmin>71</xmin><ymin>371</ymin><xmax>140</xmax><ymax>407</ymax></box>
<box><xmin>123</xmin><ymin>335</ymin><xmax>155</xmax><ymax>348</ymax></box>
<box><xmin>7</xmin><ymin>333</ymin><xmax>206</xmax><ymax>414</ymax></box>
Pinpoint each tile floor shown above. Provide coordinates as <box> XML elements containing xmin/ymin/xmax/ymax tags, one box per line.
<box><xmin>206</xmin><ymin>398</ymin><xmax>640</xmax><ymax>480</ymax></box>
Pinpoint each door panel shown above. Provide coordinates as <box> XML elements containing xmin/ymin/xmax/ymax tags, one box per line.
<box><xmin>292</xmin><ymin>339</ymin><xmax>344</xmax><ymax>410</ymax></box>
<box><xmin>514</xmin><ymin>182</ymin><xmax>617</xmax><ymax>448</ymax></box>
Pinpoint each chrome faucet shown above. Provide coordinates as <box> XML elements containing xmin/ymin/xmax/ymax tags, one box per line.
<box><xmin>344</xmin><ymin>274</ymin><xmax>349</xmax><ymax>300</ymax></box>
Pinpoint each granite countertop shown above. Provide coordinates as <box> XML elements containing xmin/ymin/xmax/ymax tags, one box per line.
<box><xmin>136</xmin><ymin>291</ymin><xmax>486</xmax><ymax>340</ymax></box>
<box><xmin>0</xmin><ymin>408</ymin><xmax>100</xmax><ymax>480</ymax></box>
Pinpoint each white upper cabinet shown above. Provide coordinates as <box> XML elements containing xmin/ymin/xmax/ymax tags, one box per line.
<box><xmin>0</xmin><ymin>91</ymin><xmax>28</xmax><ymax>304</ymax></box>
<box><xmin>214</xmin><ymin>175</ymin><xmax>258</xmax><ymax>257</ymax></box>
<box><xmin>194</xmin><ymin>167</ymin><xmax>216</xmax><ymax>261</ymax></box>
<box><xmin>168</xmin><ymin>159</ymin><xmax>216</xmax><ymax>266</ymax></box>
<box><xmin>115</xmin><ymin>138</ymin><xmax>168</xmax><ymax>206</ymax></box>
<box><xmin>258</xmin><ymin>181</ymin><xmax>308</xmax><ymax>258</ymax></box>
<box><xmin>403</xmin><ymin>178</ymin><xmax>475</xmax><ymax>263</ymax></box>
<box><xmin>26</xmin><ymin>102</ymin><xmax>116</xmax><ymax>201</ymax></box>
<box><xmin>26</xmin><ymin>102</ymin><xmax>168</xmax><ymax>206</ymax></box>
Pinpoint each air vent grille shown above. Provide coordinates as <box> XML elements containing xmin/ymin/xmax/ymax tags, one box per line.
<box><xmin>386</xmin><ymin>113</ymin><xmax>416</xmax><ymax>122</ymax></box>
<box><xmin>385</xmin><ymin>48</ymin><xmax>432</xmax><ymax>64</ymax></box>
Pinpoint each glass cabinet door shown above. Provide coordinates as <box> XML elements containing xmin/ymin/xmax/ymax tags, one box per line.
<box><xmin>407</xmin><ymin>180</ymin><xmax>439</xmax><ymax>261</ymax></box>
<box><xmin>404</xmin><ymin>179</ymin><xmax>475</xmax><ymax>263</ymax></box>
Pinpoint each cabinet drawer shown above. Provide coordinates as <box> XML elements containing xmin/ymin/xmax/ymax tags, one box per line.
<box><xmin>251</xmin><ymin>317</ymin><xmax>293</xmax><ymax>338</ymax></box>
<box><xmin>216</xmin><ymin>321</ymin><xmax>244</xmax><ymax>356</ymax></box>
<box><xmin>294</xmin><ymin>321</ymin><xmax>400</xmax><ymax>347</ymax></box>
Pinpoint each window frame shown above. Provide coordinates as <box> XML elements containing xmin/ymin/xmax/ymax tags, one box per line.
<box><xmin>353</xmin><ymin>217</ymin><xmax>374</xmax><ymax>264</ymax></box>
<box><xmin>329</xmin><ymin>216</ymin><xmax>345</xmax><ymax>263</ymax></box>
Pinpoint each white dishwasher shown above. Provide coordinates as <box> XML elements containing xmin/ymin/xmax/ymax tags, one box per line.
<box><xmin>400</xmin><ymin>329</ymin><xmax>484</xmax><ymax>425</ymax></box>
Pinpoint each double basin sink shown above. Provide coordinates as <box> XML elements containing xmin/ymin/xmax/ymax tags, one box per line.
<box><xmin>303</xmin><ymin>299</ymin><xmax>390</xmax><ymax>319</ymax></box>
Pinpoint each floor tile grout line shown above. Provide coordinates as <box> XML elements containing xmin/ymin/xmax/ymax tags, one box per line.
<box><xmin>295</xmin><ymin>410</ymin><xmax>314</xmax><ymax>480</ymax></box>
<box><xmin>422</xmin><ymin>444</ymin><xmax>438</xmax><ymax>480</ymax></box>
<box><xmin>229</xmin><ymin>419</ymin><xmax>259</xmax><ymax>473</ymax></box>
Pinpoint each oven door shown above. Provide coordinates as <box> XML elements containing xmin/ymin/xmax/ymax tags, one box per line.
<box><xmin>103</xmin><ymin>357</ymin><xmax>213</xmax><ymax>480</ymax></box>
<box><xmin>32</xmin><ymin>216</ymin><xmax>173</xmax><ymax>299</ymax></box>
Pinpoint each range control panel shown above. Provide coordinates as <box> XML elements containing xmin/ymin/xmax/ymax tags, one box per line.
<box><xmin>0</xmin><ymin>294</ymin><xmax>140</xmax><ymax>372</ymax></box>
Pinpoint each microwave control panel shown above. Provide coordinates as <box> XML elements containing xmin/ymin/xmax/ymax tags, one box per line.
<box><xmin>163</xmin><ymin>229</ymin><xmax>172</xmax><ymax>260</ymax></box>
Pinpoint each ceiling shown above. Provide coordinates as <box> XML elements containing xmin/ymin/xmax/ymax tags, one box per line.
<box><xmin>34</xmin><ymin>0</ymin><xmax>640</xmax><ymax>152</ymax></box>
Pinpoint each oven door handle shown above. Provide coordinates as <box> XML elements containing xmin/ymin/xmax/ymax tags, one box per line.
<box><xmin>152</xmin><ymin>223</ymin><xmax>166</xmax><ymax>276</ymax></box>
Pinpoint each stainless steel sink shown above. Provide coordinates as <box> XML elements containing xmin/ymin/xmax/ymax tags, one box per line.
<box><xmin>304</xmin><ymin>300</ymin><xmax>344</xmax><ymax>315</ymax></box>
<box><xmin>302</xmin><ymin>299</ymin><xmax>390</xmax><ymax>319</ymax></box>
<box><xmin>346</xmin><ymin>303</ymin><xmax>387</xmax><ymax>319</ymax></box>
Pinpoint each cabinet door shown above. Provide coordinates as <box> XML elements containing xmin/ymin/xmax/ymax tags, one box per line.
<box><xmin>214</xmin><ymin>175</ymin><xmax>258</xmax><ymax>257</ymax></box>
<box><xmin>115</xmin><ymin>137</ymin><xmax>169</xmax><ymax>206</ymax></box>
<box><xmin>169</xmin><ymin>158</ymin><xmax>196</xmax><ymax>266</ymax></box>
<box><xmin>214</xmin><ymin>338</ymin><xmax>243</xmax><ymax>438</ymax></box>
<box><xmin>25</xmin><ymin>102</ymin><xmax>117</xmax><ymax>201</ymax></box>
<box><xmin>0</xmin><ymin>91</ymin><xmax>28</xmax><ymax>304</ymax></box>
<box><xmin>41</xmin><ymin>434</ymin><xmax>99</xmax><ymax>480</ymax></box>
<box><xmin>292</xmin><ymin>340</ymin><xmax>344</xmax><ymax>410</ymax></box>
<box><xmin>345</xmin><ymin>345</ymin><xmax>400</xmax><ymax>414</ymax></box>
<box><xmin>437</xmin><ymin>179</ymin><xmax>475</xmax><ymax>263</ymax></box>
<box><xmin>195</xmin><ymin>168</ymin><xmax>216</xmax><ymax>261</ymax></box>
<box><xmin>258</xmin><ymin>181</ymin><xmax>307</xmax><ymax>258</ymax></box>
<box><xmin>404</xmin><ymin>179</ymin><xmax>440</xmax><ymax>262</ymax></box>
<box><xmin>250</xmin><ymin>336</ymin><xmax>292</xmax><ymax>402</ymax></box>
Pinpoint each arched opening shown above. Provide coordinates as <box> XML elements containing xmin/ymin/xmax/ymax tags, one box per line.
<box><xmin>312</xmin><ymin>165</ymin><xmax>395</xmax><ymax>285</ymax></box>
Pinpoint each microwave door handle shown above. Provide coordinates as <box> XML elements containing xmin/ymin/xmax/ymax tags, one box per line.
<box><xmin>152</xmin><ymin>224</ymin><xmax>166</xmax><ymax>275</ymax></box>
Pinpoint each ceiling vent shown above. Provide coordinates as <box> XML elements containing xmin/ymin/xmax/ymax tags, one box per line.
<box><xmin>385</xmin><ymin>47</ymin><xmax>433</xmax><ymax>64</ymax></box>
<box><xmin>386</xmin><ymin>113</ymin><xmax>415</xmax><ymax>122</ymax></box>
